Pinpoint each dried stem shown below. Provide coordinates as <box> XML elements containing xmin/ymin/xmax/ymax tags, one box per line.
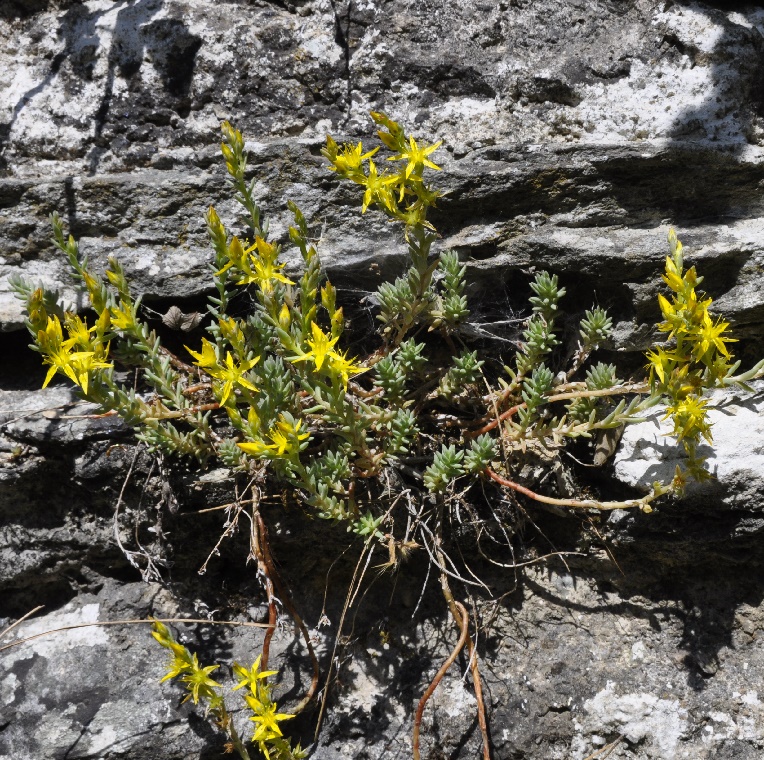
<box><xmin>182</xmin><ymin>382</ymin><xmax>212</xmax><ymax>396</ymax></box>
<box><xmin>250</xmin><ymin>493</ymin><xmax>278</xmax><ymax>669</ymax></box>
<box><xmin>256</xmin><ymin>513</ymin><xmax>320</xmax><ymax>715</ymax></box>
<box><xmin>436</xmin><ymin>546</ymin><xmax>491</xmax><ymax>760</ymax></box>
<box><xmin>158</xmin><ymin>345</ymin><xmax>200</xmax><ymax>375</ymax></box>
<box><xmin>0</xmin><ymin>617</ymin><xmax>271</xmax><ymax>655</ymax></box>
<box><xmin>412</xmin><ymin>600</ymin><xmax>469</xmax><ymax>760</ymax></box>
<box><xmin>145</xmin><ymin>402</ymin><xmax>219</xmax><ymax>421</ymax></box>
<box><xmin>486</xmin><ymin>467</ymin><xmax>665</xmax><ymax>512</ymax></box>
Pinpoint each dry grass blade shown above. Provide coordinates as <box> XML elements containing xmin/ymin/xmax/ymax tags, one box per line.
<box><xmin>581</xmin><ymin>733</ymin><xmax>625</xmax><ymax>760</ymax></box>
<box><xmin>0</xmin><ymin>617</ymin><xmax>271</xmax><ymax>655</ymax></box>
<box><xmin>0</xmin><ymin>605</ymin><xmax>44</xmax><ymax>640</ymax></box>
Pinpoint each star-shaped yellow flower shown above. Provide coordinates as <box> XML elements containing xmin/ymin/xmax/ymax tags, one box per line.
<box><xmin>388</xmin><ymin>135</ymin><xmax>442</xmax><ymax>178</ymax></box>
<box><xmin>237</xmin><ymin>414</ymin><xmax>310</xmax><ymax>459</ymax></box>
<box><xmin>180</xmin><ymin>653</ymin><xmax>222</xmax><ymax>705</ymax></box>
<box><xmin>692</xmin><ymin>310</ymin><xmax>736</xmax><ymax>360</ymax></box>
<box><xmin>232</xmin><ymin>655</ymin><xmax>277</xmax><ymax>693</ymax></box>
<box><xmin>290</xmin><ymin>321</ymin><xmax>340</xmax><ymax>372</ymax></box>
<box><xmin>246</xmin><ymin>694</ymin><xmax>294</xmax><ymax>744</ymax></box>
<box><xmin>187</xmin><ymin>339</ymin><xmax>259</xmax><ymax>405</ymax></box>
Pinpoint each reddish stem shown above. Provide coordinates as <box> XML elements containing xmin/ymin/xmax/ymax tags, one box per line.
<box><xmin>413</xmin><ymin>601</ymin><xmax>469</xmax><ymax>760</ymax></box>
<box><xmin>182</xmin><ymin>382</ymin><xmax>212</xmax><ymax>396</ymax></box>
<box><xmin>467</xmin><ymin>403</ymin><xmax>523</xmax><ymax>437</ymax></box>
<box><xmin>252</xmin><ymin>513</ymin><xmax>277</xmax><ymax>669</ymax></box>
<box><xmin>486</xmin><ymin>467</ymin><xmax>657</xmax><ymax>511</ymax></box>
<box><xmin>468</xmin><ymin>634</ymin><xmax>491</xmax><ymax>760</ymax></box>
<box><xmin>257</xmin><ymin>515</ymin><xmax>320</xmax><ymax>714</ymax></box>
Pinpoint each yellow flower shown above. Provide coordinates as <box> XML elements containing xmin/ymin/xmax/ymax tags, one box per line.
<box><xmin>235</xmin><ymin>438</ymin><xmax>272</xmax><ymax>458</ymax></box>
<box><xmin>188</xmin><ymin>340</ymin><xmax>258</xmax><ymax>404</ymax></box>
<box><xmin>109</xmin><ymin>305</ymin><xmax>135</xmax><ymax>331</ymax></box>
<box><xmin>657</xmin><ymin>292</ymin><xmax>677</xmax><ymax>322</ymax></box>
<box><xmin>290</xmin><ymin>321</ymin><xmax>340</xmax><ymax>371</ymax></box>
<box><xmin>330</xmin><ymin>141</ymin><xmax>379</xmax><ymax>178</ymax></box>
<box><xmin>217</xmin><ymin>236</ymin><xmax>295</xmax><ymax>292</ymax></box>
<box><xmin>82</xmin><ymin>271</ymin><xmax>107</xmax><ymax>313</ymax></box>
<box><xmin>237</xmin><ymin>414</ymin><xmax>310</xmax><ymax>459</ymax></box>
<box><xmin>38</xmin><ymin>316</ymin><xmax>112</xmax><ymax>395</ymax></box>
<box><xmin>692</xmin><ymin>310</ymin><xmax>735</xmax><ymax>360</ymax></box>
<box><xmin>63</xmin><ymin>313</ymin><xmax>93</xmax><ymax>349</ymax></box>
<box><xmin>180</xmin><ymin>653</ymin><xmax>222</xmax><ymax>705</ymax></box>
<box><xmin>232</xmin><ymin>655</ymin><xmax>277</xmax><ymax>693</ymax></box>
<box><xmin>216</xmin><ymin>235</ymin><xmax>247</xmax><ymax>275</ymax></box>
<box><xmin>665</xmin><ymin>394</ymin><xmax>712</xmax><ymax>444</ymax></box>
<box><xmin>246</xmin><ymin>694</ymin><xmax>294</xmax><ymax>745</ymax></box>
<box><xmin>218</xmin><ymin>316</ymin><xmax>246</xmax><ymax>354</ymax></box>
<box><xmin>151</xmin><ymin>621</ymin><xmax>194</xmax><ymax>681</ymax></box>
<box><xmin>247</xmin><ymin>237</ymin><xmax>295</xmax><ymax>292</ymax></box>
<box><xmin>289</xmin><ymin>322</ymin><xmax>367</xmax><ymax>389</ymax></box>
<box><xmin>361</xmin><ymin>159</ymin><xmax>399</xmax><ymax>212</ymax></box>
<box><xmin>186</xmin><ymin>338</ymin><xmax>219</xmax><ymax>370</ymax></box>
<box><xmin>388</xmin><ymin>134</ymin><xmax>442</xmax><ymax>178</ymax></box>
<box><xmin>662</xmin><ymin>256</ymin><xmax>684</xmax><ymax>293</ymax></box>
<box><xmin>327</xmin><ymin>350</ymin><xmax>368</xmax><ymax>390</ymax></box>
<box><xmin>410</xmin><ymin>181</ymin><xmax>442</xmax><ymax>209</ymax></box>
<box><xmin>211</xmin><ymin>353</ymin><xmax>259</xmax><ymax>405</ymax></box>
<box><xmin>393</xmin><ymin>204</ymin><xmax>435</xmax><ymax>231</ymax></box>
<box><xmin>271</xmin><ymin>415</ymin><xmax>310</xmax><ymax>454</ymax></box>
<box><xmin>645</xmin><ymin>346</ymin><xmax>679</xmax><ymax>385</ymax></box>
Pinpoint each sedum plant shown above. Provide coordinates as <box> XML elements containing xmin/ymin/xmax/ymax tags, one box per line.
<box><xmin>12</xmin><ymin>111</ymin><xmax>764</xmax><ymax>758</ymax></box>
<box><xmin>152</xmin><ymin>620</ymin><xmax>305</xmax><ymax>760</ymax></box>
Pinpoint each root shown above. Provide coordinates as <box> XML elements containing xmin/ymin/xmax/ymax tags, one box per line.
<box><xmin>250</xmin><ymin>507</ymin><xmax>278</xmax><ymax>669</ymax></box>
<box><xmin>430</xmin><ymin>538</ymin><xmax>492</xmax><ymax>760</ymax></box>
<box><xmin>438</xmin><ymin>570</ymin><xmax>491</xmax><ymax>760</ymax></box>
<box><xmin>412</xmin><ymin>600</ymin><xmax>469</xmax><ymax>760</ymax></box>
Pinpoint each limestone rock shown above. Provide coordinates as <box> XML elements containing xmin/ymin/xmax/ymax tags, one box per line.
<box><xmin>3</xmin><ymin>1</ymin><xmax>764</xmax><ymax>759</ymax></box>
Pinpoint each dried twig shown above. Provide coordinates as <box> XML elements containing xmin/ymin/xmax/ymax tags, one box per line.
<box><xmin>257</xmin><ymin>513</ymin><xmax>320</xmax><ymax>715</ymax></box>
<box><xmin>412</xmin><ymin>600</ymin><xmax>469</xmax><ymax>760</ymax></box>
<box><xmin>486</xmin><ymin>468</ymin><xmax>663</xmax><ymax>511</ymax></box>
<box><xmin>0</xmin><ymin>617</ymin><xmax>270</xmax><ymax>655</ymax></box>
<box><xmin>581</xmin><ymin>733</ymin><xmax>625</xmax><ymax>760</ymax></box>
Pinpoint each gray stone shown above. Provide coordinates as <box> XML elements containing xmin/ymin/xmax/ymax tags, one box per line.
<box><xmin>614</xmin><ymin>381</ymin><xmax>764</xmax><ymax>509</ymax></box>
<box><xmin>3</xmin><ymin>1</ymin><xmax>764</xmax><ymax>759</ymax></box>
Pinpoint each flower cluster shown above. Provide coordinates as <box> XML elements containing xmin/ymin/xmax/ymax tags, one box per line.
<box><xmin>646</xmin><ymin>230</ymin><xmax>738</xmax><ymax>478</ymax></box>
<box><xmin>151</xmin><ymin>621</ymin><xmax>224</xmax><ymax>712</ymax></box>
<box><xmin>37</xmin><ymin>312</ymin><xmax>112</xmax><ymax>395</ymax></box>
<box><xmin>151</xmin><ymin>622</ymin><xmax>304</xmax><ymax>760</ymax></box>
<box><xmin>233</xmin><ymin>656</ymin><xmax>303</xmax><ymax>760</ymax></box>
<box><xmin>323</xmin><ymin>111</ymin><xmax>442</xmax><ymax>229</ymax></box>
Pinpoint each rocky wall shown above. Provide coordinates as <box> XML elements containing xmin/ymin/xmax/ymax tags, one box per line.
<box><xmin>3</xmin><ymin>1</ymin><xmax>764</xmax><ymax>759</ymax></box>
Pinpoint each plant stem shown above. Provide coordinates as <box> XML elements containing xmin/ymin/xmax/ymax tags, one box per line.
<box><xmin>412</xmin><ymin>600</ymin><xmax>469</xmax><ymax>760</ymax></box>
<box><xmin>486</xmin><ymin>467</ymin><xmax>666</xmax><ymax>511</ymax></box>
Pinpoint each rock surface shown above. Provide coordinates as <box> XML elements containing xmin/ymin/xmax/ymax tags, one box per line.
<box><xmin>3</xmin><ymin>1</ymin><xmax>764</xmax><ymax>759</ymax></box>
